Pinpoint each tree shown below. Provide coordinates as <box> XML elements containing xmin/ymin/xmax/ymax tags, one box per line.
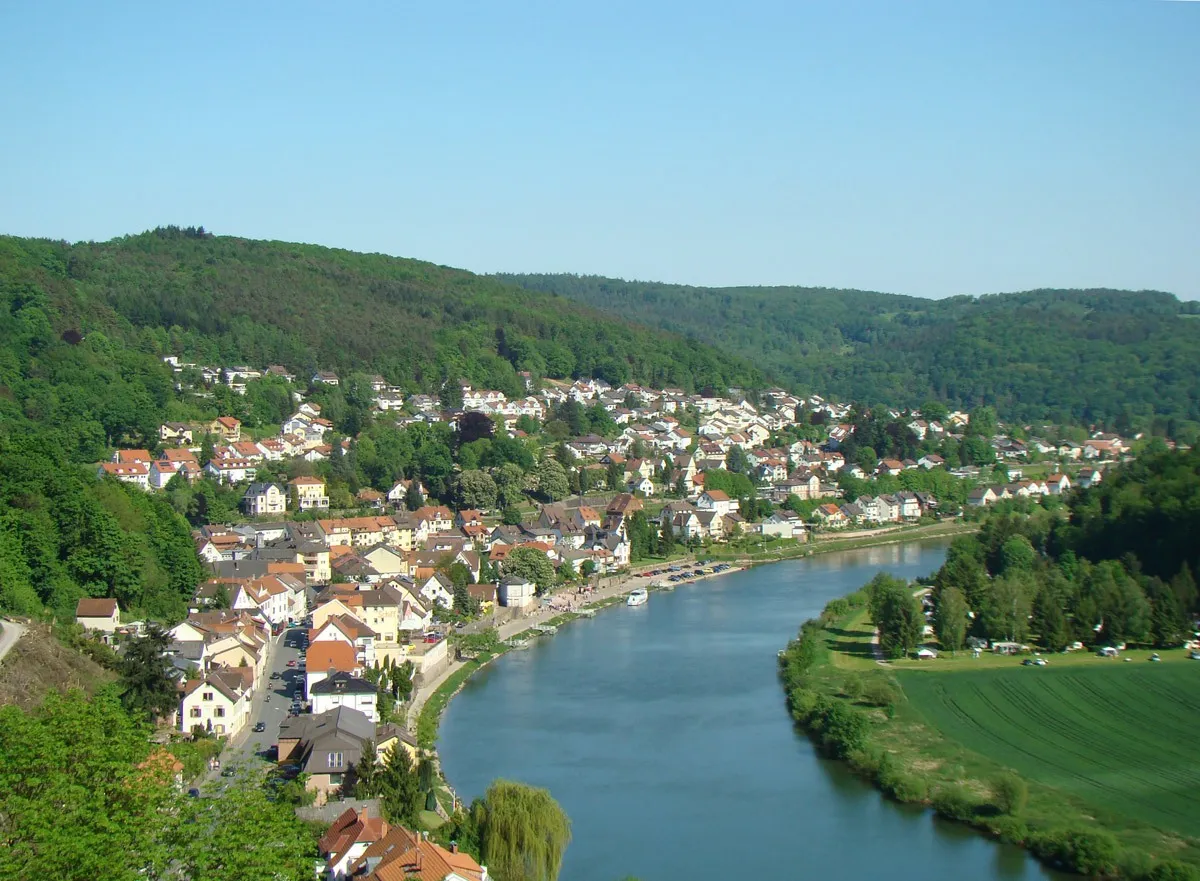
<box><xmin>405</xmin><ymin>481</ymin><xmax>424</xmax><ymax>511</ymax></box>
<box><xmin>536</xmin><ymin>458</ymin><xmax>569</xmax><ymax>502</ymax></box>
<box><xmin>725</xmin><ymin>444</ymin><xmax>751</xmax><ymax>475</ymax></box>
<box><xmin>934</xmin><ymin>586</ymin><xmax>969</xmax><ymax>654</ymax></box>
<box><xmin>867</xmin><ymin>573</ymin><xmax>923</xmax><ymax>659</ymax></box>
<box><xmin>982</xmin><ymin>575</ymin><xmax>1033</xmax><ymax>643</ymax></box>
<box><xmin>1032</xmin><ymin>586</ymin><xmax>1071</xmax><ymax>652</ymax></box>
<box><xmin>477</xmin><ymin>780</ymin><xmax>572</xmax><ymax>881</ymax></box>
<box><xmin>0</xmin><ymin>687</ymin><xmax>177</xmax><ymax>881</ymax></box>
<box><xmin>494</xmin><ymin>462</ymin><xmax>528</xmax><ymax>510</ymax></box>
<box><xmin>355</xmin><ymin>739</ymin><xmax>378</xmax><ymax>798</ymax></box>
<box><xmin>966</xmin><ymin>406</ymin><xmax>997</xmax><ymax>438</ymax></box>
<box><xmin>119</xmin><ymin>625</ymin><xmax>179</xmax><ymax>722</ymax></box>
<box><xmin>455</xmin><ymin>470</ymin><xmax>498</xmax><ymax>510</ymax></box>
<box><xmin>377</xmin><ymin>743</ymin><xmax>422</xmax><ymax>827</ymax></box>
<box><xmin>991</xmin><ymin>771</ymin><xmax>1029</xmax><ymax>816</ymax></box>
<box><xmin>504</xmin><ymin>547</ymin><xmax>556</xmax><ymax>593</ymax></box>
<box><xmin>998</xmin><ymin>535</ymin><xmax>1036</xmax><ymax>576</ymax></box>
<box><xmin>659</xmin><ymin>516</ymin><xmax>676</xmax><ymax>556</ymax></box>
<box><xmin>606</xmin><ymin>460</ymin><xmax>625</xmax><ymax>491</ymax></box>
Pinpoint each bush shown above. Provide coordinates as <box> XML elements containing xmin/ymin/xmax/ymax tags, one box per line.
<box><xmin>990</xmin><ymin>771</ymin><xmax>1028</xmax><ymax>816</ymax></box>
<box><xmin>931</xmin><ymin>784</ymin><xmax>979</xmax><ymax>822</ymax></box>
<box><xmin>878</xmin><ymin>764</ymin><xmax>928</xmax><ymax>804</ymax></box>
<box><xmin>1142</xmin><ymin>860</ymin><xmax>1200</xmax><ymax>881</ymax></box>
<box><xmin>816</xmin><ymin>702</ymin><xmax>870</xmax><ymax>759</ymax></box>
<box><xmin>988</xmin><ymin>816</ymin><xmax>1029</xmax><ymax>845</ymax></box>
<box><xmin>1030</xmin><ymin>827</ymin><xmax>1120</xmax><ymax>877</ymax></box>
<box><xmin>860</xmin><ymin>678</ymin><xmax>901</xmax><ymax>709</ymax></box>
<box><xmin>845</xmin><ymin>748</ymin><xmax>884</xmax><ymax>779</ymax></box>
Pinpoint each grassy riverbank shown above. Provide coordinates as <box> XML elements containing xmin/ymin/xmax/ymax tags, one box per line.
<box><xmin>779</xmin><ymin>595</ymin><xmax>1200</xmax><ymax>879</ymax></box>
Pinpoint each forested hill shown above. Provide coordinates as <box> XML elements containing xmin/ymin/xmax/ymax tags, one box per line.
<box><xmin>1</xmin><ymin>229</ymin><xmax>761</xmax><ymax>400</ymax></box>
<box><xmin>496</xmin><ymin>274</ymin><xmax>1200</xmax><ymax>432</ymax></box>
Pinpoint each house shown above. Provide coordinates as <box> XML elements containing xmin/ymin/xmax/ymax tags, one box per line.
<box><xmin>417</xmin><ymin>572</ymin><xmax>455</xmax><ymax>610</ymax></box>
<box><xmin>875</xmin><ymin>459</ymin><xmax>904</xmax><ymax>477</ymax></box>
<box><xmin>179</xmin><ymin>668</ymin><xmax>252</xmax><ymax>737</ymax></box>
<box><xmin>75</xmin><ymin>597</ymin><xmax>120</xmax><ymax>639</ymax></box>
<box><xmin>290</xmin><ymin>476</ymin><xmax>330</xmax><ymax>511</ymax></box>
<box><xmin>895</xmin><ymin>491</ymin><xmax>922</xmax><ymax>520</ymax></box>
<box><xmin>1046</xmin><ymin>473</ymin><xmax>1072</xmax><ymax>495</ymax></box>
<box><xmin>918</xmin><ymin>454</ymin><xmax>945</xmax><ymax>470</ymax></box>
<box><xmin>1078</xmin><ymin>467</ymin><xmax>1103</xmax><ymax>489</ymax></box>
<box><xmin>345</xmin><ymin>824</ymin><xmax>490</xmax><ymax>881</ymax></box>
<box><xmin>814</xmin><ymin>503</ymin><xmax>848</xmax><ymax>528</ymax></box>
<box><xmin>413</xmin><ymin>506</ymin><xmax>454</xmax><ymax>534</ymax></box>
<box><xmin>309</xmin><ymin>672</ymin><xmax>379</xmax><ymax>723</ymax></box>
<box><xmin>242</xmin><ymin>482</ymin><xmax>287</xmax><ymax>517</ymax></box>
<box><xmin>355</xmin><ymin>488</ymin><xmax>385</xmax><ymax>510</ymax></box>
<box><xmin>98</xmin><ymin>461</ymin><xmax>149</xmax><ymax>489</ymax></box>
<box><xmin>319</xmin><ymin>806</ymin><xmax>391</xmax><ymax>881</ymax></box>
<box><xmin>498</xmin><ymin>575</ymin><xmax>536</xmax><ymax>609</ymax></box>
<box><xmin>313</xmin><ymin>371</ymin><xmax>341</xmax><ymax>386</ymax></box>
<box><xmin>758</xmin><ymin>511</ymin><xmax>805</xmax><ymax>540</ymax></box>
<box><xmin>147</xmin><ymin>459</ymin><xmax>186</xmax><ymax>490</ymax></box>
<box><xmin>916</xmin><ymin>647</ymin><xmax>939</xmax><ymax>660</ymax></box>
<box><xmin>204</xmin><ymin>458</ymin><xmax>257</xmax><ymax>484</ymax></box>
<box><xmin>159</xmin><ymin>422</ymin><xmax>194</xmax><ymax>444</ymax></box>
<box><xmin>278</xmin><ymin>706</ymin><xmax>372</xmax><ymax>805</ymax></box>
<box><xmin>209</xmin><ymin>416</ymin><xmax>242</xmax><ymax>442</ymax></box>
<box><xmin>967</xmin><ymin>486</ymin><xmax>998</xmax><ymax>507</ymax></box>
<box><xmin>697</xmin><ymin>489</ymin><xmax>738</xmax><ymax>517</ymax></box>
<box><xmin>310</xmin><ymin>613</ymin><xmax>377</xmax><ymax>667</ymax></box>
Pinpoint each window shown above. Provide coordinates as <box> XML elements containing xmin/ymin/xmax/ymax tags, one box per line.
<box><xmin>215</xmin><ymin>707</ymin><xmax>225</xmax><ymax>717</ymax></box>
<box><xmin>190</xmin><ymin>708</ymin><xmax>202</xmax><ymax>718</ymax></box>
<box><xmin>202</xmin><ymin>692</ymin><xmax>213</xmax><ymax>702</ymax></box>
<box><xmin>327</xmin><ymin>751</ymin><xmax>344</xmax><ymax>768</ymax></box>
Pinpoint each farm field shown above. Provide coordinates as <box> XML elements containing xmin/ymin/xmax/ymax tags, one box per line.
<box><xmin>897</xmin><ymin>663</ymin><xmax>1200</xmax><ymax>838</ymax></box>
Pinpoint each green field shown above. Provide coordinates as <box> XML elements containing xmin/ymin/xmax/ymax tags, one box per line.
<box><xmin>898</xmin><ymin>664</ymin><xmax>1200</xmax><ymax>837</ymax></box>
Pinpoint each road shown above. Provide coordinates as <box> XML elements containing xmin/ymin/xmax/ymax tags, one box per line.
<box><xmin>199</xmin><ymin>623</ymin><xmax>306</xmax><ymax>788</ymax></box>
<box><xmin>0</xmin><ymin>619</ymin><xmax>26</xmax><ymax>665</ymax></box>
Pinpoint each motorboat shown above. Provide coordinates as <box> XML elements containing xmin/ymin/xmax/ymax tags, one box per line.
<box><xmin>626</xmin><ymin>588</ymin><xmax>649</xmax><ymax>607</ymax></box>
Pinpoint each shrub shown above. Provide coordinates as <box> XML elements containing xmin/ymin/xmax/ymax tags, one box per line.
<box><xmin>879</xmin><ymin>766</ymin><xmax>928</xmax><ymax>804</ymax></box>
<box><xmin>931</xmin><ymin>784</ymin><xmax>979</xmax><ymax>822</ymax></box>
<box><xmin>817</xmin><ymin>702</ymin><xmax>870</xmax><ymax>759</ymax></box>
<box><xmin>860</xmin><ymin>678</ymin><xmax>901</xmax><ymax>709</ymax></box>
<box><xmin>845</xmin><ymin>747</ymin><xmax>884</xmax><ymax>778</ymax></box>
<box><xmin>988</xmin><ymin>815</ymin><xmax>1028</xmax><ymax>845</ymax></box>
<box><xmin>1143</xmin><ymin>860</ymin><xmax>1200</xmax><ymax>881</ymax></box>
<box><xmin>1030</xmin><ymin>827</ymin><xmax>1120</xmax><ymax>877</ymax></box>
<box><xmin>991</xmin><ymin>771</ymin><xmax>1028</xmax><ymax>816</ymax></box>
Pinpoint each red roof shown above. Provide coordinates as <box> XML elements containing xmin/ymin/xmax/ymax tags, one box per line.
<box><xmin>76</xmin><ymin>597</ymin><xmax>118</xmax><ymax>618</ymax></box>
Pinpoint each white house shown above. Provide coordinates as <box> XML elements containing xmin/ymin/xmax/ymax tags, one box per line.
<box><xmin>498</xmin><ymin>575</ymin><xmax>536</xmax><ymax>609</ymax></box>
<box><xmin>697</xmin><ymin>489</ymin><xmax>738</xmax><ymax>517</ymax></box>
<box><xmin>75</xmin><ymin>597</ymin><xmax>121</xmax><ymax>640</ymax></box>
<box><xmin>309</xmin><ymin>672</ymin><xmax>378</xmax><ymax>723</ymax></box>
<box><xmin>242</xmin><ymin>482</ymin><xmax>287</xmax><ymax>517</ymax></box>
<box><xmin>179</xmin><ymin>669</ymin><xmax>252</xmax><ymax>737</ymax></box>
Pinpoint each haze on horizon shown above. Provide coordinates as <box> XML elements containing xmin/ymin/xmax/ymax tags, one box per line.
<box><xmin>0</xmin><ymin>1</ymin><xmax>1197</xmax><ymax>300</ymax></box>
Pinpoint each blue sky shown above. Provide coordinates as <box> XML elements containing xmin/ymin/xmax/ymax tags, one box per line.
<box><xmin>1</xmin><ymin>1</ymin><xmax>1196</xmax><ymax>298</ymax></box>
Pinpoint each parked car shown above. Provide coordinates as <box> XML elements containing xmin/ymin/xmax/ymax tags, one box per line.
<box><xmin>270</xmin><ymin>672</ymin><xmax>281</xmax><ymax>680</ymax></box>
<box><xmin>286</xmin><ymin>660</ymin><xmax>296</xmax><ymax>667</ymax></box>
<box><xmin>220</xmin><ymin>768</ymin><xmax>235</xmax><ymax>778</ymax></box>
<box><xmin>253</xmin><ymin>721</ymin><xmax>266</xmax><ymax>732</ymax></box>
<box><xmin>1190</xmin><ymin>651</ymin><xmax>1200</xmax><ymax>660</ymax></box>
<box><xmin>1149</xmin><ymin>653</ymin><xmax>1162</xmax><ymax>662</ymax></box>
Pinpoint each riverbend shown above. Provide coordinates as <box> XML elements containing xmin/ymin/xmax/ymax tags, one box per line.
<box><xmin>439</xmin><ymin>540</ymin><xmax>1062</xmax><ymax>881</ymax></box>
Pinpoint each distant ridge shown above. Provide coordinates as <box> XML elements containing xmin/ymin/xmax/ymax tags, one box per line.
<box><xmin>496</xmin><ymin>273</ymin><xmax>1200</xmax><ymax>428</ymax></box>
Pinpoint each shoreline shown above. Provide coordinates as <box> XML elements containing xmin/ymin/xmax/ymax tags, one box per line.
<box><xmin>408</xmin><ymin>519</ymin><xmax>970</xmax><ymax>817</ymax></box>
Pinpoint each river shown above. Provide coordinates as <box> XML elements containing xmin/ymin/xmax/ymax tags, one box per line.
<box><xmin>440</xmin><ymin>540</ymin><xmax>1061</xmax><ymax>881</ymax></box>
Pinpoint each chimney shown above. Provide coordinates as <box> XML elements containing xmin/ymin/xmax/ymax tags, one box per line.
<box><xmin>449</xmin><ymin>841</ymin><xmax>458</xmax><ymax>853</ymax></box>
<box><xmin>358</xmin><ymin>806</ymin><xmax>368</xmax><ymax>823</ymax></box>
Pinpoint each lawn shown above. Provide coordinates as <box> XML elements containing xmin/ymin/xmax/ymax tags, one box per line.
<box><xmin>897</xmin><ymin>663</ymin><xmax>1200</xmax><ymax>838</ymax></box>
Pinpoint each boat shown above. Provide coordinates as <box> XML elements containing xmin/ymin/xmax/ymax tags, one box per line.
<box><xmin>626</xmin><ymin>588</ymin><xmax>649</xmax><ymax>607</ymax></box>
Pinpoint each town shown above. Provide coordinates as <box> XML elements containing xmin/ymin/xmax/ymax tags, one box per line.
<box><xmin>67</xmin><ymin>356</ymin><xmax>1154</xmax><ymax>850</ymax></box>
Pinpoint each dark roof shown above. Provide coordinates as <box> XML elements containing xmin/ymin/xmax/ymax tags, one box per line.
<box><xmin>309</xmin><ymin>672</ymin><xmax>379</xmax><ymax>696</ymax></box>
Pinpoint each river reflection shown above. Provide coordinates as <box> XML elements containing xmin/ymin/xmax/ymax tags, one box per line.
<box><xmin>440</xmin><ymin>541</ymin><xmax>1063</xmax><ymax>881</ymax></box>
